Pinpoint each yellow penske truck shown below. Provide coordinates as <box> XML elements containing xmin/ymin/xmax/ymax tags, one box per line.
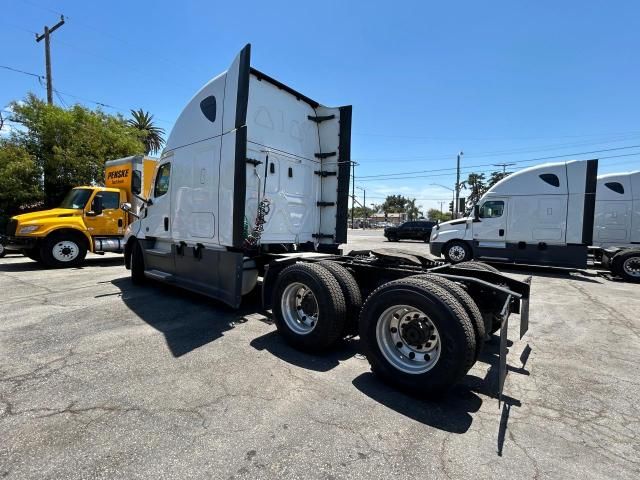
<box><xmin>3</xmin><ymin>155</ymin><xmax>156</xmax><ymax>267</ymax></box>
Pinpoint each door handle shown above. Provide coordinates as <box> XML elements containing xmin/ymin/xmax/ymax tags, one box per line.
<box><xmin>164</xmin><ymin>217</ymin><xmax>169</xmax><ymax>231</ymax></box>
<box><xmin>118</xmin><ymin>219</ymin><xmax>123</xmax><ymax>227</ymax></box>
<box><xmin>499</xmin><ymin>228</ymin><xmax>504</xmax><ymax>236</ymax></box>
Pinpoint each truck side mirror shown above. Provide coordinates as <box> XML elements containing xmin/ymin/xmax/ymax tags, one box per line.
<box><xmin>473</xmin><ymin>204</ymin><xmax>480</xmax><ymax>222</ymax></box>
<box><xmin>87</xmin><ymin>195</ymin><xmax>103</xmax><ymax>216</ymax></box>
<box><xmin>132</xmin><ymin>170</ymin><xmax>142</xmax><ymax>195</ymax></box>
<box><xmin>120</xmin><ymin>202</ymin><xmax>140</xmax><ymax>218</ymax></box>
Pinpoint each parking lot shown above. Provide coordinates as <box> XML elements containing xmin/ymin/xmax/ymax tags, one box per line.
<box><xmin>1</xmin><ymin>229</ymin><xmax>639</xmax><ymax>479</ymax></box>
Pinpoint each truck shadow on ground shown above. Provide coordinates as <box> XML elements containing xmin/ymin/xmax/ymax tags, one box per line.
<box><xmin>250</xmin><ymin>332</ymin><xmax>361</xmax><ymax>372</ymax></box>
<box><xmin>111</xmin><ymin>277</ymin><xmax>264</xmax><ymax>358</ymax></box>
<box><xmin>352</xmin><ymin>336</ymin><xmax>528</xmax><ymax>440</ymax></box>
<box><xmin>0</xmin><ymin>256</ymin><xmax>124</xmax><ymax>272</ymax></box>
<box><xmin>111</xmin><ymin>274</ymin><xmax>527</xmax><ymax>442</ymax></box>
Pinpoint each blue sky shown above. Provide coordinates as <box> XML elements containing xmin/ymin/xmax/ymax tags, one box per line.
<box><xmin>2</xmin><ymin>0</ymin><xmax>639</xmax><ymax>212</ymax></box>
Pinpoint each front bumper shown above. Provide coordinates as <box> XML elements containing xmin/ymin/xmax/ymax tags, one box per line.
<box><xmin>3</xmin><ymin>235</ymin><xmax>38</xmax><ymax>251</ymax></box>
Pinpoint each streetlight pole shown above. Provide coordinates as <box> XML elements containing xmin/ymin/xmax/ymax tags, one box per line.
<box><xmin>431</xmin><ymin>183</ymin><xmax>455</xmax><ymax>219</ymax></box>
<box><xmin>455</xmin><ymin>151</ymin><xmax>463</xmax><ymax>219</ymax></box>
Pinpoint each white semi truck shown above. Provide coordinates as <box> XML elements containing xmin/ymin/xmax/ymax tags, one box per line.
<box><xmin>430</xmin><ymin>161</ymin><xmax>640</xmax><ymax>282</ymax></box>
<box><xmin>121</xmin><ymin>45</ymin><xmax>531</xmax><ymax>398</ymax></box>
<box><xmin>593</xmin><ymin>171</ymin><xmax>640</xmax><ymax>248</ymax></box>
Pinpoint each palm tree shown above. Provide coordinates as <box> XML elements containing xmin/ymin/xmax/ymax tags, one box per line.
<box><xmin>405</xmin><ymin>198</ymin><xmax>422</xmax><ymax>220</ymax></box>
<box><xmin>128</xmin><ymin>109</ymin><xmax>165</xmax><ymax>155</ymax></box>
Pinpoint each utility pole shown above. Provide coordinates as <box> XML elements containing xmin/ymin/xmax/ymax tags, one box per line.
<box><xmin>362</xmin><ymin>189</ymin><xmax>366</xmax><ymax>228</ymax></box>
<box><xmin>455</xmin><ymin>151</ymin><xmax>463</xmax><ymax>218</ymax></box>
<box><xmin>493</xmin><ymin>162</ymin><xmax>515</xmax><ymax>174</ymax></box>
<box><xmin>351</xmin><ymin>162</ymin><xmax>356</xmax><ymax>228</ymax></box>
<box><xmin>36</xmin><ymin>16</ymin><xmax>65</xmax><ymax>105</ymax></box>
<box><xmin>439</xmin><ymin>201</ymin><xmax>445</xmax><ymax>214</ymax></box>
<box><xmin>355</xmin><ymin>186</ymin><xmax>366</xmax><ymax>228</ymax></box>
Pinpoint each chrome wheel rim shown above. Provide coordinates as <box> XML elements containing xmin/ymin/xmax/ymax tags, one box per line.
<box><xmin>448</xmin><ymin>245</ymin><xmax>467</xmax><ymax>262</ymax></box>
<box><xmin>52</xmin><ymin>240</ymin><xmax>79</xmax><ymax>262</ymax></box>
<box><xmin>281</xmin><ymin>282</ymin><xmax>319</xmax><ymax>335</ymax></box>
<box><xmin>375</xmin><ymin>305</ymin><xmax>441</xmax><ymax>374</ymax></box>
<box><xmin>0</xmin><ymin>244</ymin><xmax>4</xmax><ymax>255</ymax></box>
<box><xmin>623</xmin><ymin>257</ymin><xmax>640</xmax><ymax>278</ymax></box>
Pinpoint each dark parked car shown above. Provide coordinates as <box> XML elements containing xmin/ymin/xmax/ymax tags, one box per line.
<box><xmin>384</xmin><ymin>220</ymin><xmax>437</xmax><ymax>242</ymax></box>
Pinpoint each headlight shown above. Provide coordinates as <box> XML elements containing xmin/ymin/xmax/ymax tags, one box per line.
<box><xmin>18</xmin><ymin>225</ymin><xmax>40</xmax><ymax>234</ymax></box>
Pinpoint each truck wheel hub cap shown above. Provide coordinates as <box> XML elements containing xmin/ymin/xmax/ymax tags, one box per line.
<box><xmin>53</xmin><ymin>241</ymin><xmax>79</xmax><ymax>262</ymax></box>
<box><xmin>623</xmin><ymin>258</ymin><xmax>640</xmax><ymax>277</ymax></box>
<box><xmin>281</xmin><ymin>282</ymin><xmax>319</xmax><ymax>335</ymax></box>
<box><xmin>376</xmin><ymin>305</ymin><xmax>441</xmax><ymax>374</ymax></box>
<box><xmin>449</xmin><ymin>245</ymin><xmax>466</xmax><ymax>262</ymax></box>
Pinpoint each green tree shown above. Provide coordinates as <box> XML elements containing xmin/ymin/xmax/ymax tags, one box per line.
<box><xmin>426</xmin><ymin>208</ymin><xmax>452</xmax><ymax>222</ymax></box>
<box><xmin>349</xmin><ymin>205</ymin><xmax>374</xmax><ymax>218</ymax></box>
<box><xmin>380</xmin><ymin>195</ymin><xmax>408</xmax><ymax>214</ymax></box>
<box><xmin>0</xmin><ymin>142</ymin><xmax>42</xmax><ymax>229</ymax></box>
<box><xmin>128</xmin><ymin>109</ymin><xmax>165</xmax><ymax>155</ymax></box>
<box><xmin>461</xmin><ymin>172</ymin><xmax>487</xmax><ymax>209</ymax></box>
<box><xmin>488</xmin><ymin>170</ymin><xmax>511</xmax><ymax>187</ymax></box>
<box><xmin>8</xmin><ymin>94</ymin><xmax>144</xmax><ymax>207</ymax></box>
<box><xmin>405</xmin><ymin>198</ymin><xmax>422</xmax><ymax>220</ymax></box>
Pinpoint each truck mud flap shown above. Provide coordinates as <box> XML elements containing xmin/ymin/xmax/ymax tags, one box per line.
<box><xmin>498</xmin><ymin>275</ymin><xmax>531</xmax><ymax>403</ymax></box>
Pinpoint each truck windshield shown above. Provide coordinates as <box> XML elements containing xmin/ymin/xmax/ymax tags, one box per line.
<box><xmin>59</xmin><ymin>189</ymin><xmax>93</xmax><ymax>209</ymax></box>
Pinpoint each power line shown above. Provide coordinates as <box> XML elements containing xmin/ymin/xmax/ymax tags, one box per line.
<box><xmin>0</xmin><ymin>64</ymin><xmax>44</xmax><ymax>79</ymax></box>
<box><xmin>352</xmin><ymin>129</ymin><xmax>640</xmax><ymax>142</ymax></box>
<box><xmin>1</xmin><ymin>62</ymin><xmax>173</xmax><ymax>124</ymax></box>
<box><xmin>354</xmin><ymin>133</ymin><xmax>640</xmax><ymax>163</ymax></box>
<box><xmin>357</xmin><ymin>151</ymin><xmax>640</xmax><ymax>183</ymax></box>
<box><xmin>357</xmin><ymin>145</ymin><xmax>640</xmax><ymax>180</ymax></box>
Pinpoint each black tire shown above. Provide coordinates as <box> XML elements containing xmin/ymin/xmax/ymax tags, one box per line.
<box><xmin>40</xmin><ymin>231</ymin><xmax>88</xmax><ymax>268</ymax></box>
<box><xmin>318</xmin><ymin>260</ymin><xmax>363</xmax><ymax>335</ymax></box>
<box><xmin>273</xmin><ymin>263</ymin><xmax>347</xmax><ymax>351</ymax></box>
<box><xmin>412</xmin><ymin>274</ymin><xmax>485</xmax><ymax>359</ymax></box>
<box><xmin>386</xmin><ymin>235</ymin><xmax>398</xmax><ymax>242</ymax></box>
<box><xmin>23</xmin><ymin>248</ymin><xmax>41</xmax><ymax>262</ymax></box>
<box><xmin>131</xmin><ymin>240</ymin><xmax>146</xmax><ymax>285</ymax></box>
<box><xmin>453</xmin><ymin>261</ymin><xmax>504</xmax><ymax>333</ymax></box>
<box><xmin>359</xmin><ymin>277</ymin><xmax>476</xmax><ymax>397</ymax></box>
<box><xmin>453</xmin><ymin>260</ymin><xmax>499</xmax><ymax>273</ymax></box>
<box><xmin>611</xmin><ymin>250</ymin><xmax>640</xmax><ymax>283</ymax></box>
<box><xmin>423</xmin><ymin>234</ymin><xmax>430</xmax><ymax>243</ymax></box>
<box><xmin>443</xmin><ymin>240</ymin><xmax>472</xmax><ymax>264</ymax></box>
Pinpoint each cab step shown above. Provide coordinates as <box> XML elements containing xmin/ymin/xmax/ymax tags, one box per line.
<box><xmin>144</xmin><ymin>269</ymin><xmax>174</xmax><ymax>281</ymax></box>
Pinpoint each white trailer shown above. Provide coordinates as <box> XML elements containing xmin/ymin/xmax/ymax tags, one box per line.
<box><xmin>430</xmin><ymin>161</ymin><xmax>640</xmax><ymax>282</ymax></box>
<box><xmin>122</xmin><ymin>45</ymin><xmax>530</xmax><ymax>398</ymax></box>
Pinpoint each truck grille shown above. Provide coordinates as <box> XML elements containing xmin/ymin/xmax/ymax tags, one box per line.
<box><xmin>6</xmin><ymin>219</ymin><xmax>17</xmax><ymax>236</ymax></box>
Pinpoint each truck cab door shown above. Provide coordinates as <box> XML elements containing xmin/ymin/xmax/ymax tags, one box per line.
<box><xmin>84</xmin><ymin>190</ymin><xmax>126</xmax><ymax>237</ymax></box>
<box><xmin>140</xmin><ymin>161</ymin><xmax>175</xmax><ymax>273</ymax></box>
<box><xmin>472</xmin><ymin>198</ymin><xmax>511</xmax><ymax>261</ymax></box>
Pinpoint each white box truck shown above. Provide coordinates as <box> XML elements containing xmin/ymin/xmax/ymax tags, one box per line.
<box><xmin>121</xmin><ymin>45</ymin><xmax>531</xmax><ymax>398</ymax></box>
<box><xmin>430</xmin><ymin>160</ymin><xmax>640</xmax><ymax>281</ymax></box>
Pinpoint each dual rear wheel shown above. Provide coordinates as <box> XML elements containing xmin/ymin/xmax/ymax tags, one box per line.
<box><xmin>272</xmin><ymin>262</ymin><xmax>484</xmax><ymax>396</ymax></box>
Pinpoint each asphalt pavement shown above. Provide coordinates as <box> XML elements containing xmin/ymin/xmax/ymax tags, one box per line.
<box><xmin>1</xmin><ymin>229</ymin><xmax>638</xmax><ymax>479</ymax></box>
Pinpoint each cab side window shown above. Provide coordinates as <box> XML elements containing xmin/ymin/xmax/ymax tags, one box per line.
<box><xmin>479</xmin><ymin>200</ymin><xmax>504</xmax><ymax>218</ymax></box>
<box><xmin>154</xmin><ymin>163</ymin><xmax>171</xmax><ymax>198</ymax></box>
<box><xmin>99</xmin><ymin>191</ymin><xmax>120</xmax><ymax>209</ymax></box>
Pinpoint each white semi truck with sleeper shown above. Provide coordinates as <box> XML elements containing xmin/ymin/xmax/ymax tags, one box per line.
<box><xmin>430</xmin><ymin>161</ymin><xmax>640</xmax><ymax>282</ymax></box>
<box><xmin>122</xmin><ymin>45</ymin><xmax>531</xmax><ymax>398</ymax></box>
